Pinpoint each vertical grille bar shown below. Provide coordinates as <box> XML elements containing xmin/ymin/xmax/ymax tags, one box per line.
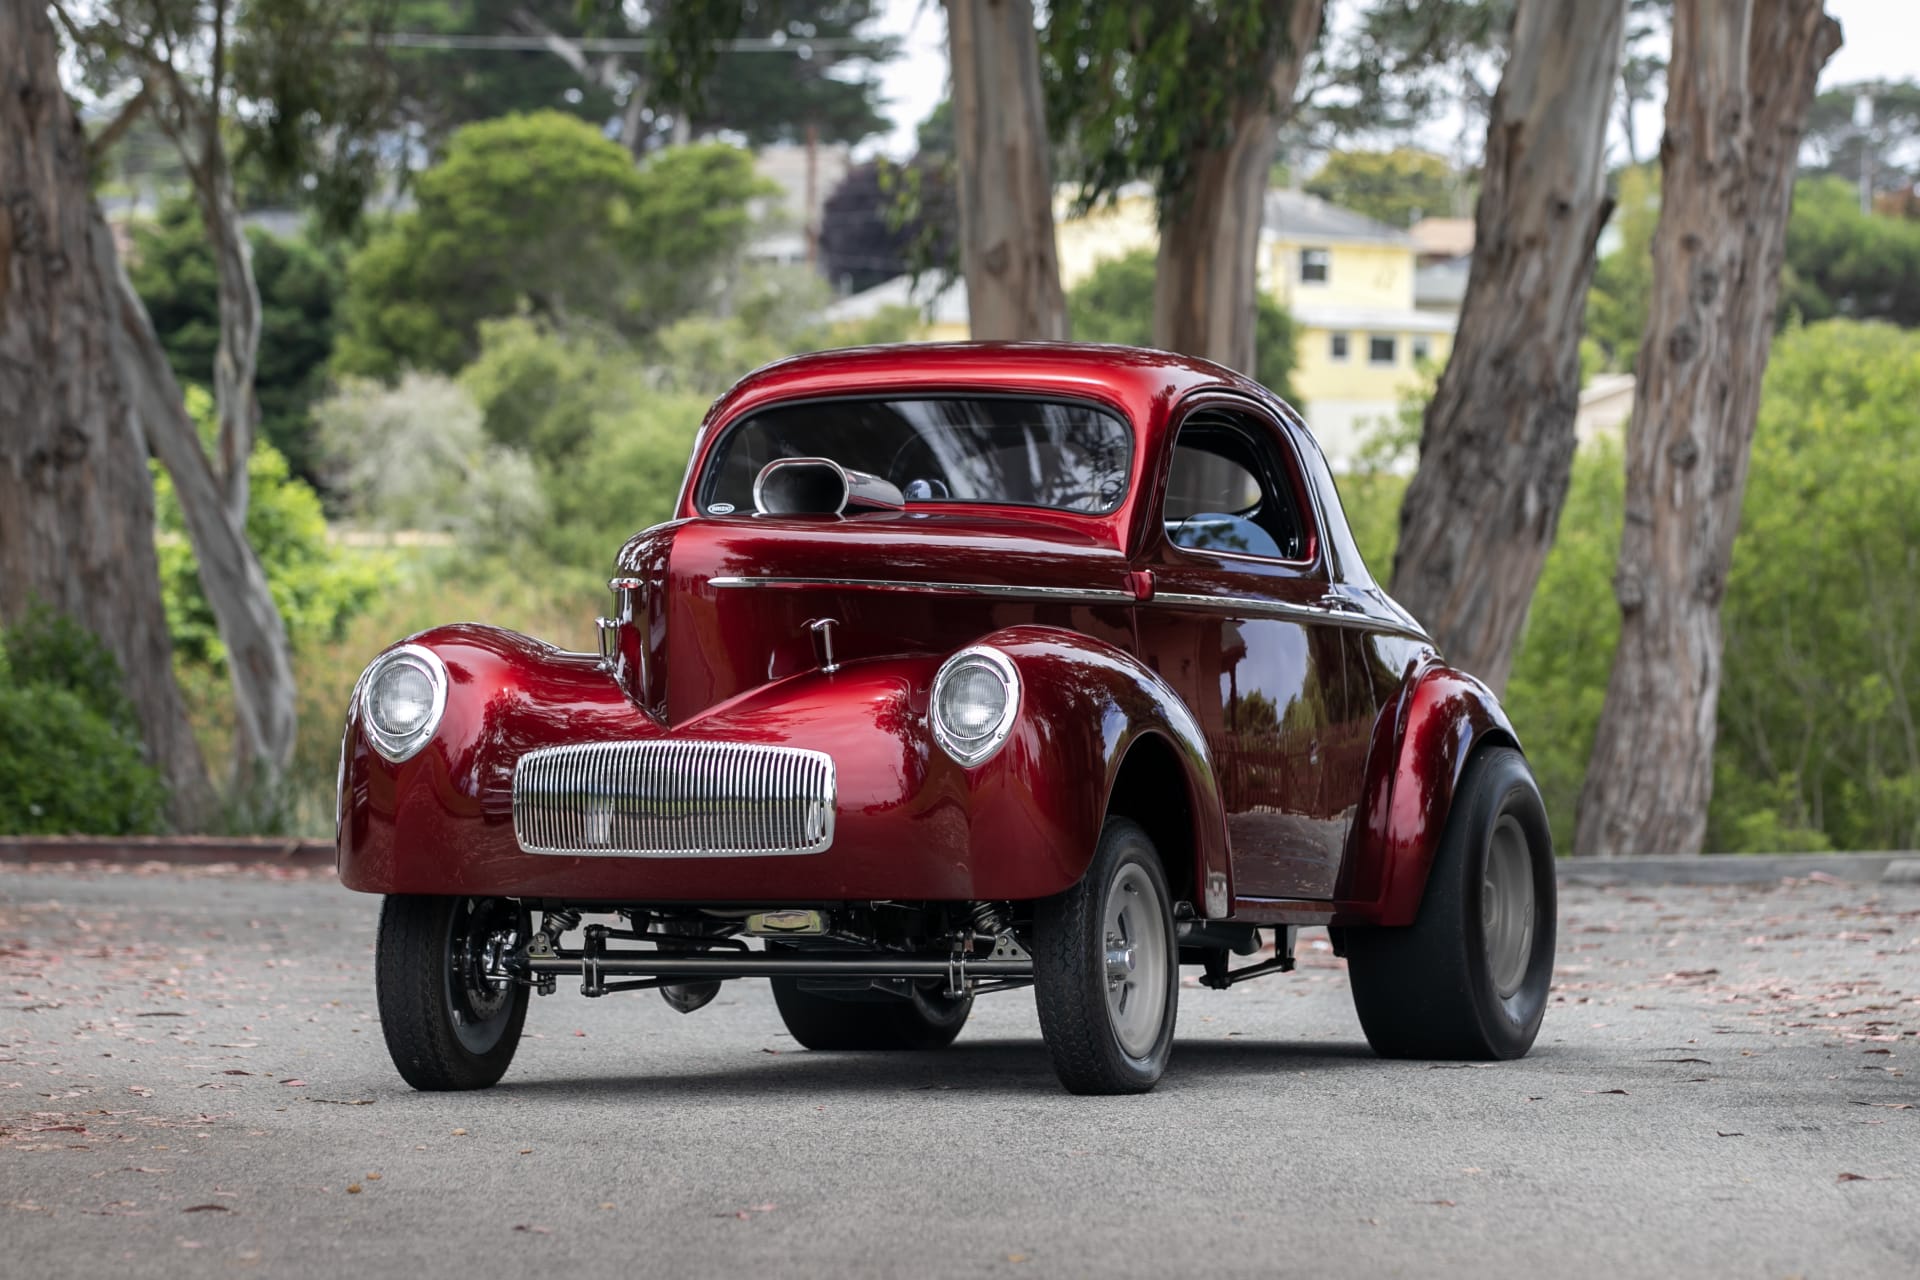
<box><xmin>513</xmin><ymin>740</ymin><xmax>836</xmax><ymax>857</ymax></box>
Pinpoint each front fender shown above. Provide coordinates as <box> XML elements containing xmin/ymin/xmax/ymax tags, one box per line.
<box><xmin>337</xmin><ymin>622</ymin><xmax>1227</xmax><ymax>905</ymax></box>
<box><xmin>978</xmin><ymin>625</ymin><xmax>1231</xmax><ymax>914</ymax></box>
<box><xmin>1343</xmin><ymin>654</ymin><xmax>1521</xmax><ymax>926</ymax></box>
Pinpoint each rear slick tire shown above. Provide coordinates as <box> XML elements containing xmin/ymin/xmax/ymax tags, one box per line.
<box><xmin>1033</xmin><ymin>817</ymin><xmax>1179</xmax><ymax>1095</ymax></box>
<box><xmin>375</xmin><ymin>895</ymin><xmax>529</xmax><ymax>1091</ymax></box>
<box><xmin>1345</xmin><ymin>746</ymin><xmax>1556</xmax><ymax>1060</ymax></box>
<box><xmin>771</xmin><ymin>977</ymin><xmax>972</xmax><ymax>1050</ymax></box>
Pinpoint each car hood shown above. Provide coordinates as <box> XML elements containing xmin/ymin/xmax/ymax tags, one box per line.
<box><xmin>611</xmin><ymin>512</ymin><xmax>1137</xmax><ymax>724</ymax></box>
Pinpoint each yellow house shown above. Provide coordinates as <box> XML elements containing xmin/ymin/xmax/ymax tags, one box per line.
<box><xmin>824</xmin><ymin>186</ymin><xmax>1453</xmax><ymax>467</ymax></box>
<box><xmin>1260</xmin><ymin>189</ymin><xmax>1452</xmax><ymax>466</ymax></box>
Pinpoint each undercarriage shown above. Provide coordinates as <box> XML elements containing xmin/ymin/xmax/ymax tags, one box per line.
<box><xmin>483</xmin><ymin>901</ymin><xmax>1299</xmax><ymax>1004</ymax></box>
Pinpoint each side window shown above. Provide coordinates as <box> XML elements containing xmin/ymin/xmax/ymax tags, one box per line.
<box><xmin>1163</xmin><ymin>412</ymin><xmax>1311</xmax><ymax>561</ymax></box>
<box><xmin>1299</xmin><ymin>247</ymin><xmax>1330</xmax><ymax>284</ymax></box>
<box><xmin>1328</xmin><ymin>332</ymin><xmax>1350</xmax><ymax>362</ymax></box>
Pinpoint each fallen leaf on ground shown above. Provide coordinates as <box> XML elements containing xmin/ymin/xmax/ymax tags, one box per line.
<box><xmin>1716</xmin><ymin>1132</ymin><xmax>1744</xmax><ymax>1138</ymax></box>
<box><xmin>514</xmin><ymin>1224</ymin><xmax>551</xmax><ymax>1234</ymax></box>
<box><xmin>1421</xmin><ymin>1200</ymin><xmax>1456</xmax><ymax>1207</ymax></box>
<box><xmin>305</xmin><ymin>1097</ymin><xmax>373</xmax><ymax>1106</ymax></box>
<box><xmin>279</xmin><ymin>1080</ymin><xmax>307</xmax><ymax>1088</ymax></box>
<box><xmin>346</xmin><ymin>1184</ymin><xmax>362</xmax><ymax>1194</ymax></box>
<box><xmin>1837</xmin><ymin>1172</ymin><xmax>1886</xmax><ymax>1182</ymax></box>
<box><xmin>451</xmin><ymin>1129</ymin><xmax>467</xmax><ymax>1136</ymax></box>
<box><xmin>1581</xmin><ymin>1089</ymin><xmax>1630</xmax><ymax>1096</ymax></box>
<box><xmin>183</xmin><ymin>1204</ymin><xmax>229</xmax><ymax>1213</ymax></box>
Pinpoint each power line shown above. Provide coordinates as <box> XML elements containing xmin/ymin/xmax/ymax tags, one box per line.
<box><xmin>369</xmin><ymin>32</ymin><xmax>890</xmax><ymax>55</ymax></box>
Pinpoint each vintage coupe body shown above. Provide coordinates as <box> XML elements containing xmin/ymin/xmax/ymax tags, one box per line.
<box><xmin>340</xmin><ymin>343</ymin><xmax>1556</xmax><ymax>1095</ymax></box>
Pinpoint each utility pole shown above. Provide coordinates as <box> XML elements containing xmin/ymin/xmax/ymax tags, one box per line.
<box><xmin>1855</xmin><ymin>91</ymin><xmax>1874</xmax><ymax>214</ymax></box>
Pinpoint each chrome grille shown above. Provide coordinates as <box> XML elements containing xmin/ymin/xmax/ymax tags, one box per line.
<box><xmin>512</xmin><ymin>741</ymin><xmax>835</xmax><ymax>857</ymax></box>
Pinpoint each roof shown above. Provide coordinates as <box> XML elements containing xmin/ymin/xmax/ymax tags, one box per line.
<box><xmin>1289</xmin><ymin>304</ymin><xmax>1458</xmax><ymax>335</ymax></box>
<box><xmin>822</xmin><ymin>274</ymin><xmax>970</xmax><ymax>328</ymax></box>
<box><xmin>1410</xmin><ymin>216</ymin><xmax>1476</xmax><ymax>259</ymax></box>
<box><xmin>717</xmin><ymin>342</ymin><xmax>1257</xmax><ymax>424</ymax></box>
<box><xmin>1262</xmin><ymin>189</ymin><xmax>1410</xmax><ymax>246</ymax></box>
<box><xmin>1414</xmin><ymin>259</ymin><xmax>1471</xmax><ymax>311</ymax></box>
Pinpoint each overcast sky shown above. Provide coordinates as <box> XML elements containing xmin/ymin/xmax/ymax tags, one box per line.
<box><xmin>866</xmin><ymin>0</ymin><xmax>1920</xmax><ymax>165</ymax></box>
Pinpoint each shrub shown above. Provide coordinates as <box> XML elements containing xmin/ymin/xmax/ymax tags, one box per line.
<box><xmin>155</xmin><ymin>395</ymin><xmax>392</xmax><ymax>668</ymax></box>
<box><xmin>0</xmin><ymin>609</ymin><xmax>167</xmax><ymax>835</ymax></box>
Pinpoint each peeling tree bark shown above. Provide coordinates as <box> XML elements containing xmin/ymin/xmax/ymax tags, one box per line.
<box><xmin>1387</xmin><ymin>0</ymin><xmax>1627</xmax><ymax>693</ymax></box>
<box><xmin>0</xmin><ymin>1</ymin><xmax>211</xmax><ymax>826</ymax></box>
<box><xmin>1152</xmin><ymin>0</ymin><xmax>1323</xmax><ymax>376</ymax></box>
<box><xmin>945</xmin><ymin>0</ymin><xmax>1068</xmax><ymax>341</ymax></box>
<box><xmin>1575</xmin><ymin>0</ymin><xmax>1841</xmax><ymax>857</ymax></box>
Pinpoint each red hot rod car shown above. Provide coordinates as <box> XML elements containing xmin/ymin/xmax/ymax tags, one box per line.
<box><xmin>339</xmin><ymin>342</ymin><xmax>1555</xmax><ymax>1095</ymax></box>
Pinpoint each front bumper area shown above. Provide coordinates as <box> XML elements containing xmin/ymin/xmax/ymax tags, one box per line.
<box><xmin>337</xmin><ymin>624</ymin><xmax>1096</xmax><ymax>903</ymax></box>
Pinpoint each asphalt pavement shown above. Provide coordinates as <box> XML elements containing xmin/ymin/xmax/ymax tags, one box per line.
<box><xmin>3</xmin><ymin>863</ymin><xmax>1917</xmax><ymax>1279</ymax></box>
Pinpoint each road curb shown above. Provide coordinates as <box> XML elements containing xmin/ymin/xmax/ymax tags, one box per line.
<box><xmin>0</xmin><ymin>835</ymin><xmax>333</xmax><ymax>867</ymax></box>
<box><xmin>1558</xmin><ymin>852</ymin><xmax>1916</xmax><ymax>886</ymax></box>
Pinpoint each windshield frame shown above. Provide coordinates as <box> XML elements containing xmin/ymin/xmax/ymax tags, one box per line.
<box><xmin>691</xmin><ymin>391</ymin><xmax>1137</xmax><ymax>519</ymax></box>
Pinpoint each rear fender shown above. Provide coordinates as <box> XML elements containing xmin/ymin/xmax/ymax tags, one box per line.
<box><xmin>979</xmin><ymin>626</ymin><xmax>1232</xmax><ymax>916</ymax></box>
<box><xmin>1344</xmin><ymin>655</ymin><xmax>1521</xmax><ymax>926</ymax></box>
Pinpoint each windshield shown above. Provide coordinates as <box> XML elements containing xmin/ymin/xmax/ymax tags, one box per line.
<box><xmin>698</xmin><ymin>397</ymin><xmax>1132</xmax><ymax>516</ymax></box>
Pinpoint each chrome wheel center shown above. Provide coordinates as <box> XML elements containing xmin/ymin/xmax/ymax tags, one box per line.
<box><xmin>1101</xmin><ymin>864</ymin><xmax>1169</xmax><ymax>1058</ymax></box>
<box><xmin>1482</xmin><ymin>815</ymin><xmax>1536</xmax><ymax>1001</ymax></box>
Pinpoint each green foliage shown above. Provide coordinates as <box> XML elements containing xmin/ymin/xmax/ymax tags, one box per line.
<box><xmin>1587</xmin><ymin>172</ymin><xmax>1920</xmax><ymax>375</ymax></box>
<box><xmin>388</xmin><ymin>1</ymin><xmax>894</xmax><ymax>151</ymax></box>
<box><xmin>0</xmin><ymin>609</ymin><xmax>166</xmax><ymax>835</ymax></box>
<box><xmin>1501</xmin><ymin>445</ymin><xmax>1628</xmax><ymax>854</ymax></box>
<box><xmin>64</xmin><ymin>1</ymin><xmax>396</xmax><ymax>233</ymax></box>
<box><xmin>1366</xmin><ymin>321</ymin><xmax>1920</xmax><ymax>853</ymax></box>
<box><xmin>1066</xmin><ymin>250</ymin><xmax>1297</xmax><ymax>401</ymax></box>
<box><xmin>333</xmin><ymin>116</ymin><xmax>772</xmax><ymax>377</ymax></box>
<box><xmin>452</xmin><ymin>323</ymin><xmax>706</xmax><ymax>564</ymax></box>
<box><xmin>128</xmin><ymin>199</ymin><xmax>344</xmax><ymax>486</ymax></box>
<box><xmin>313</xmin><ymin>373</ymin><xmax>548</xmax><ymax>548</ymax></box>
<box><xmin>1780</xmin><ymin>178</ymin><xmax>1920</xmax><ymax>330</ymax></box>
<box><xmin>1304</xmin><ymin>148</ymin><xmax>1460</xmax><ymax>227</ymax></box>
<box><xmin>1584</xmin><ymin>164</ymin><xmax>1660</xmax><ymax>373</ymax></box>
<box><xmin>1043</xmin><ymin>1</ymin><xmax>1323</xmax><ymax>215</ymax></box>
<box><xmin>1710</xmin><ymin>320</ymin><xmax>1920</xmax><ymax>851</ymax></box>
<box><xmin>1</xmin><ymin>605</ymin><xmax>140</xmax><ymax>734</ymax></box>
<box><xmin>158</xmin><ymin>388</ymin><xmax>388</xmax><ymax>669</ymax></box>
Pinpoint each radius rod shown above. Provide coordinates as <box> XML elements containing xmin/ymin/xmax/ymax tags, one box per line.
<box><xmin>514</xmin><ymin>948</ymin><xmax>1033</xmax><ymax>983</ymax></box>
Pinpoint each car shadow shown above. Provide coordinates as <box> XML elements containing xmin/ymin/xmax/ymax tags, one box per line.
<box><xmin>493</xmin><ymin>1035</ymin><xmax>1390</xmax><ymax>1102</ymax></box>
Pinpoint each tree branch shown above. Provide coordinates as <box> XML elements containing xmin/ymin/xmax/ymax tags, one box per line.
<box><xmin>89</xmin><ymin>82</ymin><xmax>152</xmax><ymax>161</ymax></box>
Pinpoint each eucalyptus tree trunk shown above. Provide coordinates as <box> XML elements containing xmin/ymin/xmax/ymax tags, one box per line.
<box><xmin>1575</xmin><ymin>0</ymin><xmax>1840</xmax><ymax>857</ymax></box>
<box><xmin>196</xmin><ymin>163</ymin><xmax>263</xmax><ymax>526</ymax></box>
<box><xmin>945</xmin><ymin>0</ymin><xmax>1068</xmax><ymax>340</ymax></box>
<box><xmin>1388</xmin><ymin>0</ymin><xmax>1628</xmax><ymax>692</ymax></box>
<box><xmin>1152</xmin><ymin>0</ymin><xmax>1323</xmax><ymax>376</ymax></box>
<box><xmin>100</xmin><ymin>221</ymin><xmax>300</xmax><ymax>789</ymax></box>
<box><xmin>0</xmin><ymin>1</ymin><xmax>211</xmax><ymax>826</ymax></box>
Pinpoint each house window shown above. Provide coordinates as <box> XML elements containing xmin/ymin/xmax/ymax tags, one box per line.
<box><xmin>1299</xmin><ymin>248</ymin><xmax>1330</xmax><ymax>284</ymax></box>
<box><xmin>1368</xmin><ymin>335</ymin><xmax>1398</xmax><ymax>366</ymax></box>
<box><xmin>1329</xmin><ymin>332</ymin><xmax>1350</xmax><ymax>362</ymax></box>
<box><xmin>1412</xmin><ymin>336</ymin><xmax>1432</xmax><ymax>364</ymax></box>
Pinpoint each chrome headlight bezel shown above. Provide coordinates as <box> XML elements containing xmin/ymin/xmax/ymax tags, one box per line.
<box><xmin>358</xmin><ymin>644</ymin><xmax>448</xmax><ymax>764</ymax></box>
<box><xmin>930</xmin><ymin>645</ymin><xmax>1021</xmax><ymax>767</ymax></box>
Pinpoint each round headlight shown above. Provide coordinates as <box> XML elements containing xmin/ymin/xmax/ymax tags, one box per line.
<box><xmin>358</xmin><ymin>644</ymin><xmax>448</xmax><ymax>763</ymax></box>
<box><xmin>930</xmin><ymin>646</ymin><xmax>1020</xmax><ymax>766</ymax></box>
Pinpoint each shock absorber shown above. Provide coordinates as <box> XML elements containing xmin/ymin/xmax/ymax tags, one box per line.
<box><xmin>528</xmin><ymin>907</ymin><xmax>581</xmax><ymax>955</ymax></box>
